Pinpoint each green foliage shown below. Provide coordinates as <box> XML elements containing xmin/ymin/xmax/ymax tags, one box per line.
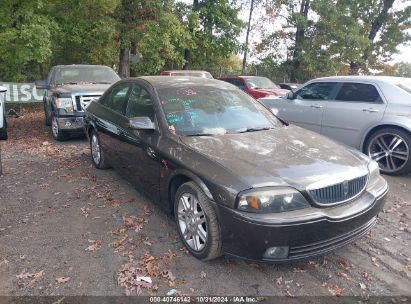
<box><xmin>0</xmin><ymin>0</ymin><xmax>57</xmax><ymax>81</ymax></box>
<box><xmin>395</xmin><ymin>62</ymin><xmax>411</xmax><ymax>77</ymax></box>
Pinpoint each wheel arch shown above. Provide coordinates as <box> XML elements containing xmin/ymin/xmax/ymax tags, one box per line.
<box><xmin>361</xmin><ymin>123</ymin><xmax>411</xmax><ymax>153</ymax></box>
<box><xmin>167</xmin><ymin>170</ymin><xmax>214</xmax><ymax>214</ymax></box>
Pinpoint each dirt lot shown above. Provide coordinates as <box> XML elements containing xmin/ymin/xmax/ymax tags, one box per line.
<box><xmin>0</xmin><ymin>107</ymin><xmax>410</xmax><ymax>298</ymax></box>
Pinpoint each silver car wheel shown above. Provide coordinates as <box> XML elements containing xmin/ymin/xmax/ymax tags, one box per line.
<box><xmin>177</xmin><ymin>193</ymin><xmax>207</xmax><ymax>252</ymax></box>
<box><xmin>91</xmin><ymin>134</ymin><xmax>101</xmax><ymax>165</ymax></box>
<box><xmin>368</xmin><ymin>133</ymin><xmax>409</xmax><ymax>173</ymax></box>
<box><xmin>51</xmin><ymin>116</ymin><xmax>59</xmax><ymax>138</ymax></box>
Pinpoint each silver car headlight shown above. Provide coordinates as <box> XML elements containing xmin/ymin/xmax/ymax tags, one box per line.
<box><xmin>367</xmin><ymin>160</ymin><xmax>380</xmax><ymax>189</ymax></box>
<box><xmin>237</xmin><ymin>187</ymin><xmax>311</xmax><ymax>213</ymax></box>
<box><xmin>54</xmin><ymin>98</ymin><xmax>73</xmax><ymax>112</ymax></box>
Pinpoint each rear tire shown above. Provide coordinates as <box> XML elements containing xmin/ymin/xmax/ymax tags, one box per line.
<box><xmin>90</xmin><ymin>130</ymin><xmax>110</xmax><ymax>169</ymax></box>
<box><xmin>174</xmin><ymin>182</ymin><xmax>222</xmax><ymax>261</ymax></box>
<box><xmin>365</xmin><ymin>127</ymin><xmax>411</xmax><ymax>175</ymax></box>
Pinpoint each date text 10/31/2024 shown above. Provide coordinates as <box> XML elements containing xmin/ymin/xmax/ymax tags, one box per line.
<box><xmin>149</xmin><ymin>296</ymin><xmax>259</xmax><ymax>303</ymax></box>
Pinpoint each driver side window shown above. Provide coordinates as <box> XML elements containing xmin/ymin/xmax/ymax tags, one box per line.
<box><xmin>125</xmin><ymin>84</ymin><xmax>155</xmax><ymax>121</ymax></box>
<box><xmin>102</xmin><ymin>83</ymin><xmax>131</xmax><ymax>114</ymax></box>
<box><xmin>296</xmin><ymin>82</ymin><xmax>336</xmax><ymax>100</ymax></box>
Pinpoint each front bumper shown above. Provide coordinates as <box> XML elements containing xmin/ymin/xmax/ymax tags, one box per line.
<box><xmin>56</xmin><ymin>116</ymin><xmax>84</xmax><ymax>132</ymax></box>
<box><xmin>217</xmin><ymin>177</ymin><xmax>388</xmax><ymax>262</ymax></box>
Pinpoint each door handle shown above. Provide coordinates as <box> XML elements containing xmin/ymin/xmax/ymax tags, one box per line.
<box><xmin>363</xmin><ymin>108</ymin><xmax>379</xmax><ymax>113</ymax></box>
<box><xmin>146</xmin><ymin>147</ymin><xmax>157</xmax><ymax>159</ymax></box>
<box><xmin>310</xmin><ymin>104</ymin><xmax>323</xmax><ymax>108</ymax></box>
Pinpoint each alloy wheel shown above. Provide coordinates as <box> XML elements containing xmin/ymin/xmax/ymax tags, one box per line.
<box><xmin>368</xmin><ymin>132</ymin><xmax>409</xmax><ymax>173</ymax></box>
<box><xmin>177</xmin><ymin>193</ymin><xmax>208</xmax><ymax>252</ymax></box>
<box><xmin>51</xmin><ymin>116</ymin><xmax>59</xmax><ymax>138</ymax></box>
<box><xmin>91</xmin><ymin>134</ymin><xmax>101</xmax><ymax>165</ymax></box>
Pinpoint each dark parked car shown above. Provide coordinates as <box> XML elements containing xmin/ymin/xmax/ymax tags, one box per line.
<box><xmin>35</xmin><ymin>64</ymin><xmax>120</xmax><ymax>141</ymax></box>
<box><xmin>218</xmin><ymin>76</ymin><xmax>289</xmax><ymax>99</ymax></box>
<box><xmin>83</xmin><ymin>76</ymin><xmax>388</xmax><ymax>262</ymax></box>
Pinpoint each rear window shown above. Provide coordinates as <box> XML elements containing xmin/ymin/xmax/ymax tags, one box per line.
<box><xmin>396</xmin><ymin>83</ymin><xmax>411</xmax><ymax>95</ymax></box>
<box><xmin>335</xmin><ymin>83</ymin><xmax>381</xmax><ymax>102</ymax></box>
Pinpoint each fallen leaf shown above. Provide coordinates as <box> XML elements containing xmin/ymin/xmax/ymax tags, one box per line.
<box><xmin>16</xmin><ymin>271</ymin><xmax>35</xmax><ymax>279</ymax></box>
<box><xmin>200</xmin><ymin>271</ymin><xmax>207</xmax><ymax>279</ymax></box>
<box><xmin>56</xmin><ymin>277</ymin><xmax>70</xmax><ymax>284</ymax></box>
<box><xmin>337</xmin><ymin>272</ymin><xmax>349</xmax><ymax>279</ymax></box>
<box><xmin>292</xmin><ymin>267</ymin><xmax>306</xmax><ymax>273</ymax></box>
<box><xmin>276</xmin><ymin>276</ymin><xmax>283</xmax><ymax>285</ymax></box>
<box><xmin>27</xmin><ymin>271</ymin><xmax>44</xmax><ymax>288</ymax></box>
<box><xmin>328</xmin><ymin>284</ymin><xmax>344</xmax><ymax>296</ymax></box>
<box><xmin>336</xmin><ymin>259</ymin><xmax>349</xmax><ymax>269</ymax></box>
<box><xmin>286</xmin><ymin>290</ymin><xmax>295</xmax><ymax>298</ymax></box>
<box><xmin>362</xmin><ymin>272</ymin><xmax>371</xmax><ymax>281</ymax></box>
<box><xmin>85</xmin><ymin>240</ymin><xmax>102</xmax><ymax>252</ymax></box>
<box><xmin>359</xmin><ymin>283</ymin><xmax>367</xmax><ymax>290</ymax></box>
<box><xmin>0</xmin><ymin>259</ymin><xmax>9</xmax><ymax>267</ymax></box>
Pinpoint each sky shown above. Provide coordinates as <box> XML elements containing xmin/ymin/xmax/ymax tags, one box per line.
<box><xmin>178</xmin><ymin>0</ymin><xmax>411</xmax><ymax>64</ymax></box>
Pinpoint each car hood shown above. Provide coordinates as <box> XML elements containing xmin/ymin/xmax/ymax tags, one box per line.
<box><xmin>251</xmin><ymin>88</ymin><xmax>289</xmax><ymax>96</ymax></box>
<box><xmin>54</xmin><ymin>83</ymin><xmax>112</xmax><ymax>94</ymax></box>
<box><xmin>179</xmin><ymin>126</ymin><xmax>369</xmax><ymax>191</ymax></box>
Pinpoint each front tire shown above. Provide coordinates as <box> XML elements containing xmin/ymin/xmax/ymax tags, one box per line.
<box><xmin>174</xmin><ymin>182</ymin><xmax>222</xmax><ymax>261</ymax></box>
<box><xmin>44</xmin><ymin>103</ymin><xmax>51</xmax><ymax>126</ymax></box>
<box><xmin>51</xmin><ymin>114</ymin><xmax>67</xmax><ymax>141</ymax></box>
<box><xmin>0</xmin><ymin>115</ymin><xmax>7</xmax><ymax>140</ymax></box>
<box><xmin>366</xmin><ymin>127</ymin><xmax>411</xmax><ymax>175</ymax></box>
<box><xmin>90</xmin><ymin>130</ymin><xmax>110</xmax><ymax>169</ymax></box>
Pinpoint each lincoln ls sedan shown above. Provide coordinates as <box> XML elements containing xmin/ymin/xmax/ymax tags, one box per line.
<box><xmin>83</xmin><ymin>77</ymin><xmax>388</xmax><ymax>262</ymax></box>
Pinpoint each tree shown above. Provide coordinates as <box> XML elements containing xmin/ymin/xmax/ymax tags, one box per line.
<box><xmin>242</xmin><ymin>0</ymin><xmax>255</xmax><ymax>74</ymax></box>
<box><xmin>395</xmin><ymin>62</ymin><xmax>411</xmax><ymax>77</ymax></box>
<box><xmin>0</xmin><ymin>0</ymin><xmax>57</xmax><ymax>81</ymax></box>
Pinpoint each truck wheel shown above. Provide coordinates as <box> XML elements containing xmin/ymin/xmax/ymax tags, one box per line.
<box><xmin>51</xmin><ymin>114</ymin><xmax>67</xmax><ymax>141</ymax></box>
<box><xmin>44</xmin><ymin>103</ymin><xmax>51</xmax><ymax>126</ymax></box>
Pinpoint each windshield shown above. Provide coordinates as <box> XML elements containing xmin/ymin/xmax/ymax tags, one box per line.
<box><xmin>157</xmin><ymin>85</ymin><xmax>281</xmax><ymax>136</ymax></box>
<box><xmin>54</xmin><ymin>66</ymin><xmax>120</xmax><ymax>85</ymax></box>
<box><xmin>245</xmin><ymin>77</ymin><xmax>280</xmax><ymax>89</ymax></box>
<box><xmin>170</xmin><ymin>72</ymin><xmax>213</xmax><ymax>79</ymax></box>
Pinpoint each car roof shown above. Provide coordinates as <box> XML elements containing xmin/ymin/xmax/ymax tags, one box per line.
<box><xmin>162</xmin><ymin>70</ymin><xmax>211</xmax><ymax>73</ymax></box>
<box><xmin>313</xmin><ymin>75</ymin><xmax>411</xmax><ymax>84</ymax></box>
<box><xmin>137</xmin><ymin>76</ymin><xmax>235</xmax><ymax>90</ymax></box>
<box><xmin>53</xmin><ymin>64</ymin><xmax>112</xmax><ymax>69</ymax></box>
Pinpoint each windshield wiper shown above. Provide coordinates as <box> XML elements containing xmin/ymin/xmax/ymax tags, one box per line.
<box><xmin>235</xmin><ymin>127</ymin><xmax>273</xmax><ymax>133</ymax></box>
<box><xmin>92</xmin><ymin>81</ymin><xmax>112</xmax><ymax>84</ymax></box>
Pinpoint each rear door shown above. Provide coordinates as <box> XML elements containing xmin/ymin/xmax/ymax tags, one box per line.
<box><xmin>321</xmin><ymin>82</ymin><xmax>387</xmax><ymax>149</ymax></box>
<box><xmin>274</xmin><ymin>82</ymin><xmax>337</xmax><ymax>133</ymax></box>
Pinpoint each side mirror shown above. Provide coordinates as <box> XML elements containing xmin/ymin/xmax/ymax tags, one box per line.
<box><xmin>128</xmin><ymin>117</ymin><xmax>155</xmax><ymax>130</ymax></box>
<box><xmin>35</xmin><ymin>80</ymin><xmax>49</xmax><ymax>90</ymax></box>
<box><xmin>0</xmin><ymin>85</ymin><xmax>7</xmax><ymax>93</ymax></box>
<box><xmin>286</xmin><ymin>91</ymin><xmax>295</xmax><ymax>100</ymax></box>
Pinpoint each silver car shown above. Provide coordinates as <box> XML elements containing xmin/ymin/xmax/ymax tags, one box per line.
<box><xmin>259</xmin><ymin>76</ymin><xmax>411</xmax><ymax>175</ymax></box>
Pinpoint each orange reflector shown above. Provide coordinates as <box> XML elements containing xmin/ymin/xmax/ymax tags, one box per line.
<box><xmin>248</xmin><ymin>195</ymin><xmax>259</xmax><ymax>209</ymax></box>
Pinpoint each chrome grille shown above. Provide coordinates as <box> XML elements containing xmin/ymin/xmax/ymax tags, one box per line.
<box><xmin>75</xmin><ymin>95</ymin><xmax>100</xmax><ymax>111</ymax></box>
<box><xmin>308</xmin><ymin>175</ymin><xmax>368</xmax><ymax>205</ymax></box>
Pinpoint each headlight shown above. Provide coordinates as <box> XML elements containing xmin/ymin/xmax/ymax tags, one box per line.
<box><xmin>237</xmin><ymin>187</ymin><xmax>311</xmax><ymax>213</ymax></box>
<box><xmin>54</xmin><ymin>98</ymin><xmax>73</xmax><ymax>112</ymax></box>
<box><xmin>367</xmin><ymin>160</ymin><xmax>380</xmax><ymax>189</ymax></box>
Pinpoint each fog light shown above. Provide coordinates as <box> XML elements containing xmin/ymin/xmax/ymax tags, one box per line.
<box><xmin>65</xmin><ymin>121</ymin><xmax>72</xmax><ymax>127</ymax></box>
<box><xmin>264</xmin><ymin>246</ymin><xmax>289</xmax><ymax>259</ymax></box>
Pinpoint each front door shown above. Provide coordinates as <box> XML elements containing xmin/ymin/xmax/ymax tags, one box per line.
<box><xmin>117</xmin><ymin>82</ymin><xmax>162</xmax><ymax>203</ymax></box>
<box><xmin>277</xmin><ymin>82</ymin><xmax>338</xmax><ymax>133</ymax></box>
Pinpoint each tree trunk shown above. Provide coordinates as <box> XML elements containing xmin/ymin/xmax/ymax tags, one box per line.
<box><xmin>183</xmin><ymin>0</ymin><xmax>199</xmax><ymax>70</ymax></box>
<box><xmin>349</xmin><ymin>0</ymin><xmax>395</xmax><ymax>74</ymax></box>
<box><xmin>290</xmin><ymin>0</ymin><xmax>310</xmax><ymax>82</ymax></box>
<box><xmin>119</xmin><ymin>48</ymin><xmax>130</xmax><ymax>78</ymax></box>
<box><xmin>242</xmin><ymin>0</ymin><xmax>255</xmax><ymax>75</ymax></box>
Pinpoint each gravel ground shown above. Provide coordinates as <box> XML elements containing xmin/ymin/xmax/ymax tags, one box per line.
<box><xmin>0</xmin><ymin>107</ymin><xmax>410</xmax><ymax>298</ymax></box>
